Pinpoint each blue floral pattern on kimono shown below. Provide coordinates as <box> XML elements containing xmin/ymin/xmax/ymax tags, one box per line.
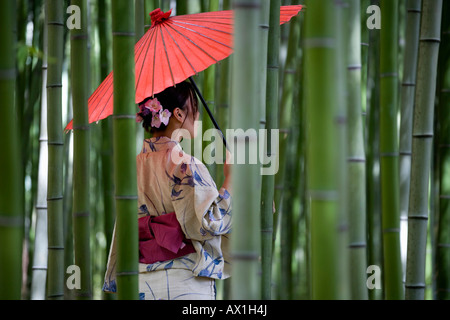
<box><xmin>103</xmin><ymin>136</ymin><xmax>232</xmax><ymax>293</ymax></box>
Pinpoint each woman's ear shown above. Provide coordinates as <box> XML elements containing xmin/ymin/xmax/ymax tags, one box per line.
<box><xmin>173</xmin><ymin>107</ymin><xmax>185</xmax><ymax>123</ymax></box>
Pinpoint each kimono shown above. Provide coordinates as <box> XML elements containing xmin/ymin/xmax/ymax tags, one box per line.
<box><xmin>103</xmin><ymin>136</ymin><xmax>232</xmax><ymax>300</ymax></box>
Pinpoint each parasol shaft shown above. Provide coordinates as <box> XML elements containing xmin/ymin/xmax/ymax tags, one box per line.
<box><xmin>189</xmin><ymin>76</ymin><xmax>229</xmax><ymax>151</ymax></box>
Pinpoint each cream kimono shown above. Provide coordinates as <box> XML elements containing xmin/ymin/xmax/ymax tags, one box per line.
<box><xmin>103</xmin><ymin>136</ymin><xmax>232</xmax><ymax>294</ymax></box>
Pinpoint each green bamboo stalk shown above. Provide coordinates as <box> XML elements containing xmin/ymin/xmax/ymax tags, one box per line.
<box><xmin>405</xmin><ymin>0</ymin><xmax>442</xmax><ymax>300</ymax></box>
<box><xmin>365</xmin><ymin>0</ymin><xmax>383</xmax><ymax>301</ymax></box>
<box><xmin>258</xmin><ymin>0</ymin><xmax>269</xmax><ymax>131</ymax></box>
<box><xmin>230</xmin><ymin>0</ymin><xmax>261</xmax><ymax>300</ymax></box>
<box><xmin>435</xmin><ymin>0</ymin><xmax>450</xmax><ymax>299</ymax></box>
<box><xmin>215</xmin><ymin>0</ymin><xmax>232</xmax><ymax>298</ymax></box>
<box><xmin>346</xmin><ymin>0</ymin><xmax>368</xmax><ymax>300</ymax></box>
<box><xmin>111</xmin><ymin>0</ymin><xmax>139</xmax><ymax>300</ymax></box>
<box><xmin>260</xmin><ymin>0</ymin><xmax>280</xmax><ymax>300</ymax></box>
<box><xmin>98</xmin><ymin>0</ymin><xmax>116</xmax><ymax>301</ymax></box>
<box><xmin>176</xmin><ymin>0</ymin><xmax>188</xmax><ymax>14</ymax></box>
<box><xmin>46</xmin><ymin>0</ymin><xmax>65</xmax><ymax>300</ymax></box>
<box><xmin>71</xmin><ymin>0</ymin><xmax>92</xmax><ymax>300</ymax></box>
<box><xmin>379</xmin><ymin>0</ymin><xmax>403</xmax><ymax>300</ymax></box>
<box><xmin>304</xmin><ymin>0</ymin><xmax>342</xmax><ymax>300</ymax></box>
<box><xmin>399</xmin><ymin>0</ymin><xmax>422</xmax><ymax>278</ymax></box>
<box><xmin>273</xmin><ymin>10</ymin><xmax>300</xmax><ymax>246</ymax></box>
<box><xmin>0</xmin><ymin>0</ymin><xmax>22</xmax><ymax>300</ymax></box>
<box><xmin>30</xmin><ymin>5</ymin><xmax>48</xmax><ymax>300</ymax></box>
<box><xmin>334</xmin><ymin>0</ymin><xmax>351</xmax><ymax>301</ymax></box>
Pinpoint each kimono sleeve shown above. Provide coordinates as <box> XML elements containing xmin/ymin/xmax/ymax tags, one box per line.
<box><xmin>169</xmin><ymin>157</ymin><xmax>232</xmax><ymax>241</ymax></box>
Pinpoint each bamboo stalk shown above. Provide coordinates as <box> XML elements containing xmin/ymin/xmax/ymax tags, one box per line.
<box><xmin>230</xmin><ymin>0</ymin><xmax>261</xmax><ymax>300</ymax></box>
<box><xmin>405</xmin><ymin>0</ymin><xmax>443</xmax><ymax>300</ymax></box>
<box><xmin>304</xmin><ymin>0</ymin><xmax>343</xmax><ymax>300</ymax></box>
<box><xmin>0</xmin><ymin>0</ymin><xmax>22</xmax><ymax>300</ymax></box>
<box><xmin>111</xmin><ymin>0</ymin><xmax>139</xmax><ymax>300</ymax></box>
<box><xmin>260</xmin><ymin>0</ymin><xmax>280</xmax><ymax>300</ymax></box>
<box><xmin>365</xmin><ymin>0</ymin><xmax>383</xmax><ymax>300</ymax></box>
<box><xmin>98</xmin><ymin>0</ymin><xmax>116</xmax><ymax>301</ymax></box>
<box><xmin>346</xmin><ymin>0</ymin><xmax>368</xmax><ymax>300</ymax></box>
<box><xmin>30</xmin><ymin>4</ymin><xmax>49</xmax><ymax>300</ymax></box>
<box><xmin>435</xmin><ymin>0</ymin><xmax>450</xmax><ymax>299</ymax></box>
<box><xmin>71</xmin><ymin>0</ymin><xmax>92</xmax><ymax>300</ymax></box>
<box><xmin>399</xmin><ymin>0</ymin><xmax>422</xmax><ymax>279</ymax></box>
<box><xmin>379</xmin><ymin>0</ymin><xmax>403</xmax><ymax>300</ymax></box>
<box><xmin>46</xmin><ymin>0</ymin><xmax>65</xmax><ymax>300</ymax></box>
<box><xmin>272</xmin><ymin>9</ymin><xmax>301</xmax><ymax>246</ymax></box>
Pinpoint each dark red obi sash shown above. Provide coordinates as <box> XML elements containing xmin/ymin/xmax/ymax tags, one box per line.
<box><xmin>138</xmin><ymin>212</ymin><xmax>196</xmax><ymax>264</ymax></box>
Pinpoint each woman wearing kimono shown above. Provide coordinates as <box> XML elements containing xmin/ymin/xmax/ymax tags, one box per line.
<box><xmin>103</xmin><ymin>81</ymin><xmax>232</xmax><ymax>300</ymax></box>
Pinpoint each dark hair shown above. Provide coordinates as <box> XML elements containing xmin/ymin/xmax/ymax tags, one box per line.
<box><xmin>138</xmin><ymin>81</ymin><xmax>199</xmax><ymax>133</ymax></box>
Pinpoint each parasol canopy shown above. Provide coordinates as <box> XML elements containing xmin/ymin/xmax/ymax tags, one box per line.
<box><xmin>65</xmin><ymin>5</ymin><xmax>303</xmax><ymax>131</ymax></box>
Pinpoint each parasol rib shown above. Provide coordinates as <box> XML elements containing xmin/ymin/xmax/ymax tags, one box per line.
<box><xmin>171</xmin><ymin>20</ymin><xmax>233</xmax><ymax>35</ymax></box>
<box><xmin>170</xmin><ymin>22</ymin><xmax>232</xmax><ymax>50</ymax></box>
<box><xmin>166</xmin><ymin>24</ymin><xmax>219</xmax><ymax>64</ymax></box>
<box><xmin>151</xmin><ymin>26</ymin><xmax>159</xmax><ymax>97</ymax></box>
<box><xmin>136</xmin><ymin>27</ymin><xmax>157</xmax><ymax>99</ymax></box>
<box><xmin>160</xmin><ymin>27</ymin><xmax>176</xmax><ymax>88</ymax></box>
<box><xmin>162</xmin><ymin>24</ymin><xmax>197</xmax><ymax>75</ymax></box>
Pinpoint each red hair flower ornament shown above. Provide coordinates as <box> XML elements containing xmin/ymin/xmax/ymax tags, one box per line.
<box><xmin>136</xmin><ymin>97</ymin><xmax>171</xmax><ymax>128</ymax></box>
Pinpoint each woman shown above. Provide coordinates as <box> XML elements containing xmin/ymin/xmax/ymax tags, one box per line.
<box><xmin>103</xmin><ymin>81</ymin><xmax>232</xmax><ymax>300</ymax></box>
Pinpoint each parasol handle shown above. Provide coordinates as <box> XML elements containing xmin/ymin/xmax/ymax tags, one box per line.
<box><xmin>188</xmin><ymin>77</ymin><xmax>229</xmax><ymax>151</ymax></box>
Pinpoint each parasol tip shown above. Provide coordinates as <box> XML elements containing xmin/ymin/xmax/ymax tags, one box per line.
<box><xmin>149</xmin><ymin>8</ymin><xmax>173</xmax><ymax>28</ymax></box>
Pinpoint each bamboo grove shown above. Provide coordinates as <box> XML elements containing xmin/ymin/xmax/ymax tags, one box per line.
<box><xmin>0</xmin><ymin>0</ymin><xmax>449</xmax><ymax>300</ymax></box>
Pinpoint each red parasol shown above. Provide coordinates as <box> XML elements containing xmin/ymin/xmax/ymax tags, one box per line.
<box><xmin>65</xmin><ymin>5</ymin><xmax>303</xmax><ymax>132</ymax></box>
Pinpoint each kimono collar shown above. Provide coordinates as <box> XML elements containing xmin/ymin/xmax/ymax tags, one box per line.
<box><xmin>142</xmin><ymin>136</ymin><xmax>182</xmax><ymax>154</ymax></box>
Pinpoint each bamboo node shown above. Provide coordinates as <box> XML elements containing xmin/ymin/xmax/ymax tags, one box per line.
<box><xmin>46</xmin><ymin>84</ymin><xmax>63</xmax><ymax>88</ymax></box>
<box><xmin>31</xmin><ymin>266</ymin><xmax>48</xmax><ymax>271</ymax></box>
<box><xmin>405</xmin><ymin>283</ymin><xmax>426</xmax><ymax>289</ymax></box>
<box><xmin>231</xmin><ymin>252</ymin><xmax>259</xmax><ymax>261</ymax></box>
<box><xmin>48</xmin><ymin>246</ymin><xmax>64</xmax><ymax>250</ymax></box>
<box><xmin>420</xmin><ymin>37</ymin><xmax>441</xmax><ymax>43</ymax></box>
<box><xmin>412</xmin><ymin>133</ymin><xmax>433</xmax><ymax>139</ymax></box>
<box><xmin>347</xmin><ymin>157</ymin><xmax>366</xmax><ymax>163</ymax></box>
<box><xmin>47</xmin><ymin>141</ymin><xmax>64</xmax><ymax>146</ymax></box>
<box><xmin>348</xmin><ymin>242</ymin><xmax>367</xmax><ymax>248</ymax></box>
<box><xmin>407</xmin><ymin>214</ymin><xmax>428</xmax><ymax>220</ymax></box>
<box><xmin>47</xmin><ymin>196</ymin><xmax>63</xmax><ymax>201</ymax></box>
<box><xmin>47</xmin><ymin>21</ymin><xmax>64</xmax><ymax>27</ymax></box>
<box><xmin>347</xmin><ymin>64</ymin><xmax>362</xmax><ymax>70</ymax></box>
